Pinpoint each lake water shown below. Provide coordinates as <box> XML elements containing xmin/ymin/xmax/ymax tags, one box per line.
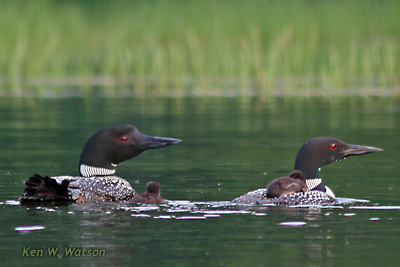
<box><xmin>0</xmin><ymin>96</ymin><xmax>399</xmax><ymax>266</ymax></box>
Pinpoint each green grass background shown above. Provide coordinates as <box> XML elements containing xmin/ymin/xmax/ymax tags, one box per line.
<box><xmin>0</xmin><ymin>0</ymin><xmax>399</xmax><ymax>96</ymax></box>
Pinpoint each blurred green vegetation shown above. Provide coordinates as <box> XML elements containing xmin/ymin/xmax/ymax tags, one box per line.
<box><xmin>0</xmin><ymin>0</ymin><xmax>399</xmax><ymax>96</ymax></box>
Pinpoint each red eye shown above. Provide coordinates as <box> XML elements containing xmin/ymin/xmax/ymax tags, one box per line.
<box><xmin>330</xmin><ymin>143</ymin><xmax>336</xmax><ymax>149</ymax></box>
<box><xmin>120</xmin><ymin>136</ymin><xmax>127</xmax><ymax>142</ymax></box>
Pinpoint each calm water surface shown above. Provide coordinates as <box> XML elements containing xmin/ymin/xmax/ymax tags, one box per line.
<box><xmin>0</xmin><ymin>96</ymin><xmax>399</xmax><ymax>266</ymax></box>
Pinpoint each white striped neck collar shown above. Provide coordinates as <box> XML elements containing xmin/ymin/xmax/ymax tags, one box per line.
<box><xmin>80</xmin><ymin>164</ymin><xmax>116</xmax><ymax>177</ymax></box>
<box><xmin>305</xmin><ymin>178</ymin><xmax>322</xmax><ymax>191</ymax></box>
<box><xmin>305</xmin><ymin>178</ymin><xmax>335</xmax><ymax>198</ymax></box>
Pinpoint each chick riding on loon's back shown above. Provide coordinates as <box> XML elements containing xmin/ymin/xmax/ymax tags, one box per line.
<box><xmin>20</xmin><ymin>124</ymin><xmax>181</xmax><ymax>203</ymax></box>
<box><xmin>233</xmin><ymin>137</ymin><xmax>383</xmax><ymax>205</ymax></box>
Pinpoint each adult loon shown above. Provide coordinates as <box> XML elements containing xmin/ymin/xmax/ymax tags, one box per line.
<box><xmin>20</xmin><ymin>124</ymin><xmax>181</xmax><ymax>203</ymax></box>
<box><xmin>233</xmin><ymin>137</ymin><xmax>383</xmax><ymax>205</ymax></box>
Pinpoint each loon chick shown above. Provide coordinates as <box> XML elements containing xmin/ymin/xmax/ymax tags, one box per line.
<box><xmin>233</xmin><ymin>137</ymin><xmax>383</xmax><ymax>205</ymax></box>
<box><xmin>266</xmin><ymin>170</ymin><xmax>307</xmax><ymax>198</ymax></box>
<box><xmin>131</xmin><ymin>181</ymin><xmax>165</xmax><ymax>204</ymax></box>
<box><xmin>20</xmin><ymin>124</ymin><xmax>181</xmax><ymax>203</ymax></box>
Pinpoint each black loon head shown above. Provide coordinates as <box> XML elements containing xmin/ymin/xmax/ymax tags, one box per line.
<box><xmin>79</xmin><ymin>124</ymin><xmax>181</xmax><ymax>176</ymax></box>
<box><xmin>294</xmin><ymin>137</ymin><xmax>383</xmax><ymax>178</ymax></box>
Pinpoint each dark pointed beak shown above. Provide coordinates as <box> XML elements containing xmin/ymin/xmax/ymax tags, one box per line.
<box><xmin>342</xmin><ymin>144</ymin><xmax>383</xmax><ymax>157</ymax></box>
<box><xmin>140</xmin><ymin>136</ymin><xmax>182</xmax><ymax>150</ymax></box>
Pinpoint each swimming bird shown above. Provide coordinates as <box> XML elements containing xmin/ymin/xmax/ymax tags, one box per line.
<box><xmin>20</xmin><ymin>124</ymin><xmax>181</xmax><ymax>203</ymax></box>
<box><xmin>233</xmin><ymin>137</ymin><xmax>383</xmax><ymax>205</ymax></box>
<box><xmin>131</xmin><ymin>181</ymin><xmax>165</xmax><ymax>204</ymax></box>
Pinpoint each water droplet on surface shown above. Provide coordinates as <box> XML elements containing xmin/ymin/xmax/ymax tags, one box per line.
<box><xmin>5</xmin><ymin>200</ymin><xmax>20</xmax><ymax>206</ymax></box>
<box><xmin>176</xmin><ymin>216</ymin><xmax>206</xmax><ymax>220</ymax></box>
<box><xmin>131</xmin><ymin>214</ymin><xmax>151</xmax><ymax>218</ymax></box>
<box><xmin>279</xmin><ymin>221</ymin><xmax>306</xmax><ymax>227</ymax></box>
<box><xmin>15</xmin><ymin>225</ymin><xmax>45</xmax><ymax>231</ymax></box>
